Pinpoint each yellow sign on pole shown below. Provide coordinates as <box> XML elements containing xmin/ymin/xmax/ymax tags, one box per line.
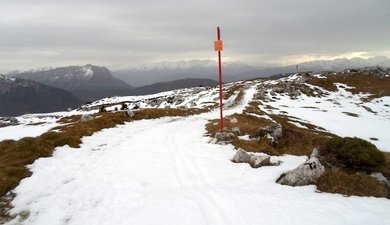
<box><xmin>214</xmin><ymin>40</ymin><xmax>223</xmax><ymax>51</ymax></box>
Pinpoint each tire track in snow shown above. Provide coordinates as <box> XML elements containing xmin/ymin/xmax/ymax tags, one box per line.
<box><xmin>158</xmin><ymin>86</ymin><xmax>258</xmax><ymax>224</ymax></box>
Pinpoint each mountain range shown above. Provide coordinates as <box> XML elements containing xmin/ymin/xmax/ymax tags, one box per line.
<box><xmin>0</xmin><ymin>75</ymin><xmax>82</xmax><ymax>116</ymax></box>
<box><xmin>112</xmin><ymin>56</ymin><xmax>390</xmax><ymax>86</ymax></box>
<box><xmin>10</xmin><ymin>65</ymin><xmax>132</xmax><ymax>102</ymax></box>
<box><xmin>3</xmin><ymin>56</ymin><xmax>390</xmax><ymax>116</ymax></box>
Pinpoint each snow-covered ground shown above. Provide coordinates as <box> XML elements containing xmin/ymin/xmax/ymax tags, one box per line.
<box><xmin>5</xmin><ymin>87</ymin><xmax>390</xmax><ymax>225</ymax></box>
<box><xmin>0</xmin><ymin>115</ymin><xmax>60</xmax><ymax>142</ymax></box>
<box><xmin>258</xmin><ymin>82</ymin><xmax>390</xmax><ymax>151</ymax></box>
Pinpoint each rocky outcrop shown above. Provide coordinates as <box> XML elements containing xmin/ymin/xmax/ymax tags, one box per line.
<box><xmin>0</xmin><ymin>117</ymin><xmax>18</xmax><ymax>127</ymax></box>
<box><xmin>252</xmin><ymin>123</ymin><xmax>283</xmax><ymax>144</ymax></box>
<box><xmin>277</xmin><ymin>149</ymin><xmax>325</xmax><ymax>186</ymax></box>
<box><xmin>210</xmin><ymin>132</ymin><xmax>236</xmax><ymax>144</ymax></box>
<box><xmin>232</xmin><ymin>148</ymin><xmax>277</xmax><ymax>168</ymax></box>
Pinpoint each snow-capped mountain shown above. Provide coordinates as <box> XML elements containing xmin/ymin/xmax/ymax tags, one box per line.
<box><xmin>297</xmin><ymin>56</ymin><xmax>390</xmax><ymax>72</ymax></box>
<box><xmin>113</xmin><ymin>57</ymin><xmax>390</xmax><ymax>87</ymax></box>
<box><xmin>112</xmin><ymin>60</ymin><xmax>261</xmax><ymax>86</ymax></box>
<box><xmin>10</xmin><ymin>65</ymin><xmax>133</xmax><ymax>101</ymax></box>
<box><xmin>0</xmin><ymin>75</ymin><xmax>82</xmax><ymax>116</ymax></box>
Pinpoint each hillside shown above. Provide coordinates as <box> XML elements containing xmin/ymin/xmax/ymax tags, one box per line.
<box><xmin>1</xmin><ymin>69</ymin><xmax>389</xmax><ymax>225</ymax></box>
<box><xmin>0</xmin><ymin>75</ymin><xmax>82</xmax><ymax>116</ymax></box>
<box><xmin>10</xmin><ymin>65</ymin><xmax>133</xmax><ymax>102</ymax></box>
<box><xmin>130</xmin><ymin>78</ymin><xmax>218</xmax><ymax>95</ymax></box>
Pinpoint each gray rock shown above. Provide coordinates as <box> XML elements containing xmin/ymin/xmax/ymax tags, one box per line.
<box><xmin>215</xmin><ymin>131</ymin><xmax>235</xmax><ymax>142</ymax></box>
<box><xmin>231</xmin><ymin>127</ymin><xmax>241</xmax><ymax>136</ymax></box>
<box><xmin>211</xmin><ymin>131</ymin><xmax>236</xmax><ymax>144</ymax></box>
<box><xmin>232</xmin><ymin>148</ymin><xmax>251</xmax><ymax>163</ymax></box>
<box><xmin>371</xmin><ymin>172</ymin><xmax>390</xmax><ymax>186</ymax></box>
<box><xmin>310</xmin><ymin>148</ymin><xmax>319</xmax><ymax>158</ymax></box>
<box><xmin>249</xmin><ymin>155</ymin><xmax>271</xmax><ymax>168</ymax></box>
<box><xmin>80</xmin><ymin>114</ymin><xmax>93</xmax><ymax>122</ymax></box>
<box><xmin>266</xmin><ymin>123</ymin><xmax>283</xmax><ymax>139</ymax></box>
<box><xmin>277</xmin><ymin>157</ymin><xmax>325</xmax><ymax>186</ymax></box>
<box><xmin>126</xmin><ymin>109</ymin><xmax>134</xmax><ymax>117</ymax></box>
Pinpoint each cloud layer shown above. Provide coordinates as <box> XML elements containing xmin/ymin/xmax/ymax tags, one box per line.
<box><xmin>1</xmin><ymin>0</ymin><xmax>389</xmax><ymax>71</ymax></box>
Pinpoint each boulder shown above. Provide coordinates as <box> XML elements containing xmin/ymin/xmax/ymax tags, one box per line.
<box><xmin>277</xmin><ymin>153</ymin><xmax>325</xmax><ymax>186</ymax></box>
<box><xmin>80</xmin><ymin>114</ymin><xmax>93</xmax><ymax>122</ymax></box>
<box><xmin>232</xmin><ymin>148</ymin><xmax>251</xmax><ymax>163</ymax></box>
<box><xmin>249</xmin><ymin>155</ymin><xmax>271</xmax><ymax>168</ymax></box>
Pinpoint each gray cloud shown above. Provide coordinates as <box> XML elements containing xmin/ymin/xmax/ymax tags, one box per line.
<box><xmin>0</xmin><ymin>0</ymin><xmax>389</xmax><ymax>71</ymax></box>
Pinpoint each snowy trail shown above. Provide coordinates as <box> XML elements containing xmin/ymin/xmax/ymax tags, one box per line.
<box><xmin>6</xmin><ymin>86</ymin><xmax>390</xmax><ymax>225</ymax></box>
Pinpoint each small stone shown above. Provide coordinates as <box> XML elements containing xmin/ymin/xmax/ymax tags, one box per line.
<box><xmin>215</xmin><ymin>132</ymin><xmax>235</xmax><ymax>142</ymax></box>
<box><xmin>80</xmin><ymin>114</ymin><xmax>93</xmax><ymax>122</ymax></box>
<box><xmin>249</xmin><ymin>155</ymin><xmax>271</xmax><ymax>168</ymax></box>
<box><xmin>371</xmin><ymin>172</ymin><xmax>390</xmax><ymax>186</ymax></box>
<box><xmin>231</xmin><ymin>127</ymin><xmax>241</xmax><ymax>135</ymax></box>
<box><xmin>230</xmin><ymin>118</ymin><xmax>238</xmax><ymax>123</ymax></box>
<box><xmin>232</xmin><ymin>148</ymin><xmax>251</xmax><ymax>163</ymax></box>
<box><xmin>310</xmin><ymin>148</ymin><xmax>319</xmax><ymax>158</ymax></box>
<box><xmin>126</xmin><ymin>109</ymin><xmax>134</xmax><ymax>117</ymax></box>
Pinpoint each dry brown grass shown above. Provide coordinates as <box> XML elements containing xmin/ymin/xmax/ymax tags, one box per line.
<box><xmin>307</xmin><ymin>73</ymin><xmax>390</xmax><ymax>98</ymax></box>
<box><xmin>315</xmin><ymin>168</ymin><xmax>389</xmax><ymax>198</ymax></box>
<box><xmin>380</xmin><ymin>152</ymin><xmax>390</xmax><ymax>179</ymax></box>
<box><xmin>223</xmin><ymin>84</ymin><xmax>244</xmax><ymax>100</ymax></box>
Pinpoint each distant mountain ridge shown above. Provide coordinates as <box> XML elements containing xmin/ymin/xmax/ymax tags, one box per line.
<box><xmin>10</xmin><ymin>65</ymin><xmax>133</xmax><ymax>101</ymax></box>
<box><xmin>113</xmin><ymin>60</ymin><xmax>260</xmax><ymax>86</ymax></box>
<box><xmin>112</xmin><ymin>57</ymin><xmax>390</xmax><ymax>86</ymax></box>
<box><xmin>0</xmin><ymin>75</ymin><xmax>82</xmax><ymax>116</ymax></box>
<box><xmin>130</xmin><ymin>78</ymin><xmax>219</xmax><ymax>95</ymax></box>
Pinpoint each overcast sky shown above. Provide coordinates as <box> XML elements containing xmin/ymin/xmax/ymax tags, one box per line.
<box><xmin>0</xmin><ymin>0</ymin><xmax>389</xmax><ymax>72</ymax></box>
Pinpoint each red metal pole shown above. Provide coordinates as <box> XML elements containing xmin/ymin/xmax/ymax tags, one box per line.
<box><xmin>217</xmin><ymin>27</ymin><xmax>224</xmax><ymax>132</ymax></box>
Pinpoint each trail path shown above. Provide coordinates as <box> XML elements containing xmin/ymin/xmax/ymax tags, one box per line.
<box><xmin>6</xmin><ymin>85</ymin><xmax>390</xmax><ymax>225</ymax></box>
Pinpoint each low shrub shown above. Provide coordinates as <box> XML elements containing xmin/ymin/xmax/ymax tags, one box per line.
<box><xmin>316</xmin><ymin>169</ymin><xmax>389</xmax><ymax>198</ymax></box>
<box><xmin>320</xmin><ymin>137</ymin><xmax>385</xmax><ymax>172</ymax></box>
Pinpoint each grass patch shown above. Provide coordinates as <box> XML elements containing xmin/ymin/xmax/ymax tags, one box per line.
<box><xmin>315</xmin><ymin>169</ymin><xmax>389</xmax><ymax>198</ymax></box>
<box><xmin>307</xmin><ymin>73</ymin><xmax>390</xmax><ymax>98</ymax></box>
<box><xmin>223</xmin><ymin>84</ymin><xmax>244</xmax><ymax>100</ymax></box>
